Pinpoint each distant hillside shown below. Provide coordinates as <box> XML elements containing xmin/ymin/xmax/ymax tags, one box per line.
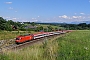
<box><xmin>36</xmin><ymin>22</ymin><xmax>67</xmax><ymax>25</ymax></box>
<box><xmin>70</xmin><ymin>21</ymin><xmax>90</xmax><ymax>24</ymax></box>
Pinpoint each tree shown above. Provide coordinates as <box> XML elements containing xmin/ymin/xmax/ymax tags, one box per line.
<box><xmin>39</xmin><ymin>26</ymin><xmax>43</xmax><ymax>31</ymax></box>
<box><xmin>31</xmin><ymin>22</ymin><xmax>35</xmax><ymax>26</ymax></box>
<box><xmin>78</xmin><ymin>23</ymin><xmax>87</xmax><ymax>29</ymax></box>
<box><xmin>0</xmin><ymin>17</ymin><xmax>7</xmax><ymax>24</ymax></box>
<box><xmin>47</xmin><ymin>26</ymin><xmax>53</xmax><ymax>32</ymax></box>
<box><xmin>7</xmin><ymin>20</ymin><xmax>15</xmax><ymax>25</ymax></box>
<box><xmin>0</xmin><ymin>17</ymin><xmax>7</xmax><ymax>30</ymax></box>
<box><xmin>0</xmin><ymin>17</ymin><xmax>23</xmax><ymax>31</ymax></box>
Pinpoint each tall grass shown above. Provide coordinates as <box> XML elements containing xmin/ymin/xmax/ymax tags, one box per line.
<box><xmin>57</xmin><ymin>30</ymin><xmax>90</xmax><ymax>60</ymax></box>
<box><xmin>1</xmin><ymin>30</ymin><xmax>90</xmax><ymax>60</ymax></box>
<box><xmin>1</xmin><ymin>35</ymin><xmax>60</xmax><ymax>60</ymax></box>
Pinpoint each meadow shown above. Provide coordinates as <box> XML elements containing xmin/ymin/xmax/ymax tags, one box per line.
<box><xmin>0</xmin><ymin>30</ymin><xmax>90</xmax><ymax>60</ymax></box>
<box><xmin>57</xmin><ymin>30</ymin><xmax>90</xmax><ymax>60</ymax></box>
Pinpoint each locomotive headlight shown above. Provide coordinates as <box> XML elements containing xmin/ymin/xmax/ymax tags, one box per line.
<box><xmin>30</xmin><ymin>37</ymin><xmax>31</xmax><ymax>39</ymax></box>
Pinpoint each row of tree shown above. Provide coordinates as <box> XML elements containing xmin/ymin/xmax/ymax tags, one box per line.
<box><xmin>62</xmin><ymin>23</ymin><xmax>90</xmax><ymax>30</ymax></box>
<box><xmin>0</xmin><ymin>17</ymin><xmax>55</xmax><ymax>32</ymax></box>
<box><xmin>0</xmin><ymin>17</ymin><xmax>22</xmax><ymax>31</ymax></box>
<box><xmin>1</xmin><ymin>17</ymin><xmax>90</xmax><ymax>31</ymax></box>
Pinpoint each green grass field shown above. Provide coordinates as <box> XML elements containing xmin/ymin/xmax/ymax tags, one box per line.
<box><xmin>0</xmin><ymin>30</ymin><xmax>90</xmax><ymax>60</ymax></box>
<box><xmin>57</xmin><ymin>30</ymin><xmax>90</xmax><ymax>60</ymax></box>
<box><xmin>37</xmin><ymin>24</ymin><xmax>64</xmax><ymax>29</ymax></box>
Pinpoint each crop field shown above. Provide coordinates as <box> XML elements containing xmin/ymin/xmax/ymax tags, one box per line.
<box><xmin>37</xmin><ymin>24</ymin><xmax>60</xmax><ymax>28</ymax></box>
<box><xmin>36</xmin><ymin>24</ymin><xmax>65</xmax><ymax>30</ymax></box>
<box><xmin>0</xmin><ymin>30</ymin><xmax>90</xmax><ymax>60</ymax></box>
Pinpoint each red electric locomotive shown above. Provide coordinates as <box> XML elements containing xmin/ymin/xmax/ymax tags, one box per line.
<box><xmin>15</xmin><ymin>34</ymin><xmax>34</xmax><ymax>44</ymax></box>
<box><xmin>15</xmin><ymin>32</ymin><xmax>45</xmax><ymax>44</ymax></box>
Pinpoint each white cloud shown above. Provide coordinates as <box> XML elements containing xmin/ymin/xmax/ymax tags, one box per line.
<box><xmin>59</xmin><ymin>15</ymin><xmax>68</xmax><ymax>19</ymax></box>
<box><xmin>79</xmin><ymin>16</ymin><xmax>82</xmax><ymax>18</ymax></box>
<box><xmin>15</xmin><ymin>11</ymin><xmax>17</xmax><ymax>12</ymax></box>
<box><xmin>82</xmin><ymin>17</ymin><xmax>85</xmax><ymax>19</ymax></box>
<box><xmin>32</xmin><ymin>18</ymin><xmax>36</xmax><ymax>20</ymax></box>
<box><xmin>72</xmin><ymin>16</ymin><xmax>78</xmax><ymax>19</ymax></box>
<box><xmin>31</xmin><ymin>18</ymin><xmax>38</xmax><ymax>22</ymax></box>
<box><xmin>5</xmin><ymin>2</ymin><xmax>12</xmax><ymax>4</ymax></box>
<box><xmin>62</xmin><ymin>15</ymin><xmax>68</xmax><ymax>18</ymax></box>
<box><xmin>58</xmin><ymin>14</ymin><xmax>88</xmax><ymax>23</ymax></box>
<box><xmin>38</xmin><ymin>16</ymin><xmax>40</xmax><ymax>17</ymax></box>
<box><xmin>6</xmin><ymin>17</ymin><xmax>10</xmax><ymax>19</ymax></box>
<box><xmin>2</xmin><ymin>16</ymin><xmax>11</xmax><ymax>19</ymax></box>
<box><xmin>80</xmin><ymin>13</ymin><xmax>85</xmax><ymax>15</ymax></box>
<box><xmin>9</xmin><ymin>7</ymin><xmax>13</xmax><ymax>10</ymax></box>
<box><xmin>12</xmin><ymin>18</ymin><xmax>17</xmax><ymax>20</ymax></box>
<box><xmin>59</xmin><ymin>15</ymin><xmax>71</xmax><ymax>19</ymax></box>
<box><xmin>72</xmin><ymin>16</ymin><xmax>82</xmax><ymax>19</ymax></box>
<box><xmin>88</xmin><ymin>16</ymin><xmax>90</xmax><ymax>18</ymax></box>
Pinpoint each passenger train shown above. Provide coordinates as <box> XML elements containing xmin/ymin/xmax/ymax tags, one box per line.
<box><xmin>15</xmin><ymin>30</ymin><xmax>69</xmax><ymax>44</ymax></box>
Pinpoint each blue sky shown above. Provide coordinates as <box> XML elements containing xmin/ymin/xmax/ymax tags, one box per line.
<box><xmin>0</xmin><ymin>0</ymin><xmax>90</xmax><ymax>23</ymax></box>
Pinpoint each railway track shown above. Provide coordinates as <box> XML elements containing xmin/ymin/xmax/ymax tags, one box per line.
<box><xmin>0</xmin><ymin>32</ymin><xmax>67</xmax><ymax>54</ymax></box>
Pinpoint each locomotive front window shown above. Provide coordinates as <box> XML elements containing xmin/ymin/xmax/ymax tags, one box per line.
<box><xmin>16</xmin><ymin>38</ymin><xmax>20</xmax><ymax>40</ymax></box>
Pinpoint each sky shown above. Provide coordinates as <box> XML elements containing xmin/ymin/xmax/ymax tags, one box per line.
<box><xmin>0</xmin><ymin>0</ymin><xmax>90</xmax><ymax>23</ymax></box>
